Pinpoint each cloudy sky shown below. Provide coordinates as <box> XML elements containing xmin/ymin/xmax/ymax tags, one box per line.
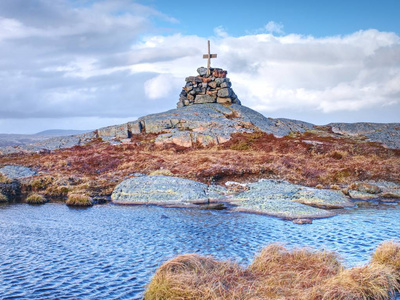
<box><xmin>0</xmin><ymin>0</ymin><xmax>399</xmax><ymax>134</ymax></box>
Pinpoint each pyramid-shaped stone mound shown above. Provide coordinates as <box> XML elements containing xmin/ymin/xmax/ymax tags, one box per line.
<box><xmin>177</xmin><ymin>67</ymin><xmax>241</xmax><ymax>108</ymax></box>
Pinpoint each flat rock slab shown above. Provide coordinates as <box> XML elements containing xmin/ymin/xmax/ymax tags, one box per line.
<box><xmin>348</xmin><ymin>181</ymin><xmax>400</xmax><ymax>200</ymax></box>
<box><xmin>293</xmin><ymin>188</ymin><xmax>353</xmax><ymax>209</ymax></box>
<box><xmin>230</xmin><ymin>179</ymin><xmax>352</xmax><ymax>219</ymax></box>
<box><xmin>0</xmin><ymin>165</ymin><xmax>36</xmax><ymax>180</ymax></box>
<box><xmin>111</xmin><ymin>176</ymin><xmax>209</xmax><ymax>205</ymax></box>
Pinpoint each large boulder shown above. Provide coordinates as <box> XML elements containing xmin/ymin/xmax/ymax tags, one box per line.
<box><xmin>111</xmin><ymin>176</ymin><xmax>209</xmax><ymax>205</ymax></box>
<box><xmin>230</xmin><ymin>179</ymin><xmax>352</xmax><ymax>219</ymax></box>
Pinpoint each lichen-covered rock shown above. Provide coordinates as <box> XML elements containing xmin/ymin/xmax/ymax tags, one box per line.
<box><xmin>231</xmin><ymin>179</ymin><xmax>336</xmax><ymax>219</ymax></box>
<box><xmin>111</xmin><ymin>176</ymin><xmax>209</xmax><ymax>205</ymax></box>
<box><xmin>293</xmin><ymin>188</ymin><xmax>353</xmax><ymax>209</ymax></box>
<box><xmin>0</xmin><ymin>165</ymin><xmax>36</xmax><ymax>180</ymax></box>
<box><xmin>329</xmin><ymin>122</ymin><xmax>400</xmax><ymax>149</ymax></box>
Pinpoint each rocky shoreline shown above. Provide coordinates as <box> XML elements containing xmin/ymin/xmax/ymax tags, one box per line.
<box><xmin>3</xmin><ymin>164</ymin><xmax>399</xmax><ymax>224</ymax></box>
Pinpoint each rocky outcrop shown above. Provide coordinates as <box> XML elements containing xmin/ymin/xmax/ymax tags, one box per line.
<box><xmin>111</xmin><ymin>175</ymin><xmax>210</xmax><ymax>205</ymax></box>
<box><xmin>0</xmin><ymin>132</ymin><xmax>96</xmax><ymax>155</ymax></box>
<box><xmin>0</xmin><ymin>165</ymin><xmax>36</xmax><ymax>179</ymax></box>
<box><xmin>177</xmin><ymin>67</ymin><xmax>241</xmax><ymax>107</ymax></box>
<box><xmin>348</xmin><ymin>181</ymin><xmax>400</xmax><ymax>201</ymax></box>
<box><xmin>229</xmin><ymin>179</ymin><xmax>353</xmax><ymax>219</ymax></box>
<box><xmin>329</xmin><ymin>122</ymin><xmax>400</xmax><ymax>149</ymax></box>
<box><xmin>123</xmin><ymin>104</ymin><xmax>313</xmax><ymax>147</ymax></box>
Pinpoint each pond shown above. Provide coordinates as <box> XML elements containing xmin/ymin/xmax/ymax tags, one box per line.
<box><xmin>0</xmin><ymin>202</ymin><xmax>399</xmax><ymax>299</ymax></box>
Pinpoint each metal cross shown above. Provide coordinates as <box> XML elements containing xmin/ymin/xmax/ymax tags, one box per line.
<box><xmin>203</xmin><ymin>40</ymin><xmax>217</xmax><ymax>76</ymax></box>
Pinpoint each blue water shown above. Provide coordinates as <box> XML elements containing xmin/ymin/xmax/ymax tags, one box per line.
<box><xmin>0</xmin><ymin>202</ymin><xmax>399</xmax><ymax>299</ymax></box>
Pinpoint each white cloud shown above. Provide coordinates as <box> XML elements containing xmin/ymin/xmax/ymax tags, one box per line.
<box><xmin>144</xmin><ymin>74</ymin><xmax>180</xmax><ymax>100</ymax></box>
<box><xmin>0</xmin><ymin>0</ymin><xmax>399</xmax><ymax>133</ymax></box>
<box><xmin>264</xmin><ymin>21</ymin><xmax>284</xmax><ymax>34</ymax></box>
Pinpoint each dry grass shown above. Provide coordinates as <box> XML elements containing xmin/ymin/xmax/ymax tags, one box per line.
<box><xmin>145</xmin><ymin>241</ymin><xmax>400</xmax><ymax>300</ymax></box>
<box><xmin>26</xmin><ymin>193</ymin><xmax>47</xmax><ymax>204</ymax></box>
<box><xmin>0</xmin><ymin>192</ymin><xmax>7</xmax><ymax>203</ymax></box>
<box><xmin>0</xmin><ymin>130</ymin><xmax>399</xmax><ymax>198</ymax></box>
<box><xmin>65</xmin><ymin>194</ymin><xmax>93</xmax><ymax>207</ymax></box>
<box><xmin>371</xmin><ymin>240</ymin><xmax>400</xmax><ymax>277</ymax></box>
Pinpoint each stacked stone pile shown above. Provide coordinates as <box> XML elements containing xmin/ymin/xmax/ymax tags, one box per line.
<box><xmin>177</xmin><ymin>67</ymin><xmax>241</xmax><ymax>108</ymax></box>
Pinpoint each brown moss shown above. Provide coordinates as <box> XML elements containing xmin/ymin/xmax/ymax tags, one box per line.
<box><xmin>0</xmin><ymin>132</ymin><xmax>398</xmax><ymax>197</ymax></box>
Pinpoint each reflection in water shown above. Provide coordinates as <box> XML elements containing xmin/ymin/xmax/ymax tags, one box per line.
<box><xmin>0</xmin><ymin>203</ymin><xmax>399</xmax><ymax>299</ymax></box>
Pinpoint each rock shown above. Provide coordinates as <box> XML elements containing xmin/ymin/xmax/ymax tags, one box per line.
<box><xmin>292</xmin><ymin>188</ymin><xmax>353</xmax><ymax>209</ymax></box>
<box><xmin>197</xmin><ymin>67</ymin><xmax>208</xmax><ymax>76</ymax></box>
<box><xmin>231</xmin><ymin>179</ymin><xmax>335</xmax><ymax>219</ymax></box>
<box><xmin>353</xmin><ymin>182</ymin><xmax>381</xmax><ymax>194</ymax></box>
<box><xmin>111</xmin><ymin>176</ymin><xmax>209</xmax><ymax>205</ymax></box>
<box><xmin>329</xmin><ymin>122</ymin><xmax>400</xmax><ymax>149</ymax></box>
<box><xmin>217</xmin><ymin>88</ymin><xmax>232</xmax><ymax>98</ymax></box>
<box><xmin>348</xmin><ymin>190</ymin><xmax>378</xmax><ymax>200</ymax></box>
<box><xmin>0</xmin><ymin>165</ymin><xmax>36</xmax><ymax>180</ymax></box>
<box><xmin>292</xmin><ymin>219</ymin><xmax>313</xmax><ymax>225</ymax></box>
<box><xmin>194</xmin><ymin>94</ymin><xmax>216</xmax><ymax>104</ymax></box>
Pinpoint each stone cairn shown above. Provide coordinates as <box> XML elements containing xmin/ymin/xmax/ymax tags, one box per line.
<box><xmin>177</xmin><ymin>67</ymin><xmax>241</xmax><ymax>108</ymax></box>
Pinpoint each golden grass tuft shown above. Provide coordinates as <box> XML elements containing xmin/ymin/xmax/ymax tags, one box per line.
<box><xmin>145</xmin><ymin>242</ymin><xmax>400</xmax><ymax>300</ymax></box>
<box><xmin>26</xmin><ymin>193</ymin><xmax>47</xmax><ymax>204</ymax></box>
<box><xmin>311</xmin><ymin>264</ymin><xmax>399</xmax><ymax>300</ymax></box>
<box><xmin>0</xmin><ymin>192</ymin><xmax>8</xmax><ymax>203</ymax></box>
<box><xmin>65</xmin><ymin>194</ymin><xmax>93</xmax><ymax>207</ymax></box>
<box><xmin>371</xmin><ymin>240</ymin><xmax>400</xmax><ymax>275</ymax></box>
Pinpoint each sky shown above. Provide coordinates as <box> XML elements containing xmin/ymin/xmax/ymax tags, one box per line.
<box><xmin>0</xmin><ymin>0</ymin><xmax>399</xmax><ymax>134</ymax></box>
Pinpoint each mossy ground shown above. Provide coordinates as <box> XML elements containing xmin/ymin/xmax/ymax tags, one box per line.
<box><xmin>0</xmin><ymin>130</ymin><xmax>399</xmax><ymax>200</ymax></box>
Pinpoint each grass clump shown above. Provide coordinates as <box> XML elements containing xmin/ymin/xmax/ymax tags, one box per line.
<box><xmin>371</xmin><ymin>240</ymin><xmax>400</xmax><ymax>276</ymax></box>
<box><xmin>0</xmin><ymin>192</ymin><xmax>8</xmax><ymax>203</ymax></box>
<box><xmin>145</xmin><ymin>241</ymin><xmax>400</xmax><ymax>300</ymax></box>
<box><xmin>26</xmin><ymin>193</ymin><xmax>47</xmax><ymax>205</ymax></box>
<box><xmin>66</xmin><ymin>194</ymin><xmax>93</xmax><ymax>207</ymax></box>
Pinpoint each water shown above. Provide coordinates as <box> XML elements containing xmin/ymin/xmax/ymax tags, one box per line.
<box><xmin>0</xmin><ymin>202</ymin><xmax>399</xmax><ymax>299</ymax></box>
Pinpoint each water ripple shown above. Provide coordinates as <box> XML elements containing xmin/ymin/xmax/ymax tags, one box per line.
<box><xmin>0</xmin><ymin>203</ymin><xmax>399</xmax><ymax>299</ymax></box>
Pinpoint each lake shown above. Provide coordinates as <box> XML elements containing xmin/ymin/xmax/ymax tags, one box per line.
<box><xmin>0</xmin><ymin>202</ymin><xmax>399</xmax><ymax>299</ymax></box>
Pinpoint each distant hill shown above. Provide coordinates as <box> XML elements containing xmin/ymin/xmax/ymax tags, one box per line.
<box><xmin>35</xmin><ymin>129</ymin><xmax>92</xmax><ymax>136</ymax></box>
<box><xmin>0</xmin><ymin>129</ymin><xmax>91</xmax><ymax>147</ymax></box>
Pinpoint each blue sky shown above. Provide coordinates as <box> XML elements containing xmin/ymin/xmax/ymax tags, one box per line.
<box><xmin>0</xmin><ymin>0</ymin><xmax>399</xmax><ymax>134</ymax></box>
<box><xmin>152</xmin><ymin>0</ymin><xmax>400</xmax><ymax>37</ymax></box>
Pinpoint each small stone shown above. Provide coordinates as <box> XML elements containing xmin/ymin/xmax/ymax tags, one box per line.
<box><xmin>197</xmin><ymin>67</ymin><xmax>208</xmax><ymax>76</ymax></box>
<box><xmin>217</xmin><ymin>88</ymin><xmax>232</xmax><ymax>98</ymax></box>
<box><xmin>208</xmin><ymin>81</ymin><xmax>217</xmax><ymax>89</ymax></box>
<box><xmin>194</xmin><ymin>94</ymin><xmax>216</xmax><ymax>104</ymax></box>
<box><xmin>202</xmin><ymin>82</ymin><xmax>208</xmax><ymax>88</ymax></box>
<box><xmin>187</xmin><ymin>94</ymin><xmax>194</xmax><ymax>101</ymax></box>
<box><xmin>292</xmin><ymin>218</ymin><xmax>313</xmax><ymax>225</ymax></box>
<box><xmin>185</xmin><ymin>76</ymin><xmax>202</xmax><ymax>83</ymax></box>
<box><xmin>184</xmin><ymin>85</ymin><xmax>193</xmax><ymax>92</ymax></box>
<box><xmin>220</xmin><ymin>81</ymin><xmax>231</xmax><ymax>88</ymax></box>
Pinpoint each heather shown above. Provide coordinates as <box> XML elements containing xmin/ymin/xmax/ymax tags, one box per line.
<box><xmin>0</xmin><ymin>128</ymin><xmax>398</xmax><ymax>200</ymax></box>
